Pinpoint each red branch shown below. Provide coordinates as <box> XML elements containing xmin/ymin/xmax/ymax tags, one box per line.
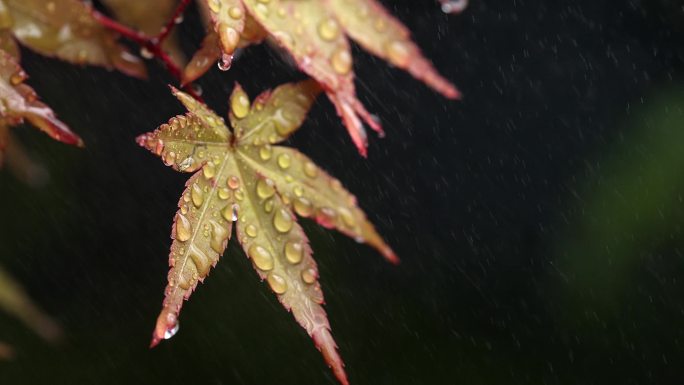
<box><xmin>91</xmin><ymin>0</ymin><xmax>202</xmax><ymax>100</ymax></box>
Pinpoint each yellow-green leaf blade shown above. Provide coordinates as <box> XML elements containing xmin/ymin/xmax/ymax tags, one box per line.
<box><xmin>5</xmin><ymin>0</ymin><xmax>146</xmax><ymax>78</ymax></box>
<box><xmin>151</xmin><ymin>159</ymin><xmax>237</xmax><ymax>346</ymax></box>
<box><xmin>182</xmin><ymin>31</ymin><xmax>221</xmax><ymax>86</ymax></box>
<box><xmin>137</xmin><ymin>113</ymin><xmax>228</xmax><ymax>173</ymax></box>
<box><xmin>237</xmin><ymin>145</ymin><xmax>397</xmax><ymax>263</ymax></box>
<box><xmin>0</xmin><ymin>49</ymin><xmax>83</xmax><ymax>146</ymax></box>
<box><xmin>136</xmin><ymin>89</ymin><xmax>231</xmax><ymax>173</ymax></box>
<box><xmin>171</xmin><ymin>87</ymin><xmax>230</xmax><ymax>133</ymax></box>
<box><xmin>232</xmin><ymin>156</ymin><xmax>349</xmax><ymax>385</ymax></box>
<box><xmin>231</xmin><ymin>79</ymin><xmax>321</xmax><ymax>144</ymax></box>
<box><xmin>329</xmin><ymin>0</ymin><xmax>459</xmax><ymax>99</ymax></box>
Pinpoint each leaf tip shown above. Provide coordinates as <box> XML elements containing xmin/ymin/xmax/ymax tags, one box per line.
<box><xmin>383</xmin><ymin>249</ymin><xmax>400</xmax><ymax>265</ymax></box>
<box><xmin>443</xmin><ymin>85</ymin><xmax>462</xmax><ymax>100</ymax></box>
<box><xmin>150</xmin><ymin>307</ymin><xmax>179</xmax><ymax>349</ymax></box>
<box><xmin>313</xmin><ymin>327</ymin><xmax>349</xmax><ymax>385</ymax></box>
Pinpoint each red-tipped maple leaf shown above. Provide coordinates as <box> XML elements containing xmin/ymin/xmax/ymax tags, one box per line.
<box><xmin>0</xmin><ymin>49</ymin><xmax>82</xmax><ymax>165</ymax></box>
<box><xmin>184</xmin><ymin>0</ymin><xmax>459</xmax><ymax>156</ymax></box>
<box><xmin>137</xmin><ymin>80</ymin><xmax>397</xmax><ymax>385</ymax></box>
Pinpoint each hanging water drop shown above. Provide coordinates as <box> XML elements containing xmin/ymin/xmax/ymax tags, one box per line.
<box><xmin>439</xmin><ymin>0</ymin><xmax>468</xmax><ymax>14</ymax></box>
<box><xmin>164</xmin><ymin>322</ymin><xmax>179</xmax><ymax>339</ymax></box>
<box><xmin>218</xmin><ymin>53</ymin><xmax>233</xmax><ymax>71</ymax></box>
<box><xmin>140</xmin><ymin>46</ymin><xmax>154</xmax><ymax>59</ymax></box>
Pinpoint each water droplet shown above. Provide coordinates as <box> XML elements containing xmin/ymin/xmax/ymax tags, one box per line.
<box><xmin>9</xmin><ymin>70</ymin><xmax>26</xmax><ymax>85</ymax></box>
<box><xmin>256</xmin><ymin>178</ymin><xmax>276</xmax><ymax>199</ymax></box>
<box><xmin>140</xmin><ymin>46</ymin><xmax>154</xmax><ymax>59</ymax></box>
<box><xmin>317</xmin><ymin>18</ymin><xmax>340</xmax><ymax>41</ymax></box>
<box><xmin>178</xmin><ymin>156</ymin><xmax>194</xmax><ymax>171</ymax></box>
<box><xmin>174</xmin><ymin>14</ymin><xmax>184</xmax><ymax>24</ymax></box>
<box><xmin>164</xmin><ymin>151</ymin><xmax>176</xmax><ymax>166</ymax></box>
<box><xmin>293</xmin><ymin>197</ymin><xmax>313</xmax><ymax>217</ymax></box>
<box><xmin>248</xmin><ymin>244</ymin><xmax>274</xmax><ymax>271</ymax></box>
<box><xmin>227</xmin><ymin>175</ymin><xmax>240</xmax><ymax>189</ymax></box>
<box><xmin>192</xmin><ymin>83</ymin><xmax>203</xmax><ymax>96</ymax></box>
<box><xmin>263</xmin><ymin>199</ymin><xmax>274</xmax><ymax>213</ymax></box>
<box><xmin>230</xmin><ymin>88</ymin><xmax>250</xmax><ymax>118</ymax></box>
<box><xmin>440</xmin><ymin>0</ymin><xmax>468</xmax><ymax>14</ymax></box>
<box><xmin>218</xmin><ymin>53</ymin><xmax>233</xmax><ymax>71</ymax></box>
<box><xmin>301</xmin><ymin>268</ymin><xmax>316</xmax><ymax>284</ymax></box>
<box><xmin>209</xmin><ymin>220</ymin><xmax>229</xmax><ymax>254</ymax></box>
<box><xmin>229</xmin><ymin>6</ymin><xmax>243</xmax><ymax>19</ymax></box>
<box><xmin>285</xmin><ymin>241</ymin><xmax>303</xmax><ymax>264</ymax></box>
<box><xmin>208</xmin><ymin>0</ymin><xmax>220</xmax><ymax>13</ymax></box>
<box><xmin>191</xmin><ymin>183</ymin><xmax>204</xmax><ymax>207</ymax></box>
<box><xmin>303</xmin><ymin>162</ymin><xmax>318</xmax><ymax>178</ymax></box>
<box><xmin>234</xmin><ymin>189</ymin><xmax>244</xmax><ymax>201</ymax></box>
<box><xmin>255</xmin><ymin>3</ymin><xmax>269</xmax><ymax>17</ymax></box>
<box><xmin>277</xmin><ymin>153</ymin><xmax>291</xmax><ymax>169</ymax></box>
<box><xmin>267</xmin><ymin>272</ymin><xmax>287</xmax><ymax>294</ymax></box>
<box><xmin>218</xmin><ymin>188</ymin><xmax>231</xmax><ymax>200</ymax></box>
<box><xmin>164</xmin><ymin>322</ymin><xmax>179</xmax><ymax>339</ymax></box>
<box><xmin>338</xmin><ymin>207</ymin><xmax>356</xmax><ymax>227</ymax></box>
<box><xmin>189</xmin><ymin>244</ymin><xmax>211</xmax><ymax>276</ymax></box>
<box><xmin>317</xmin><ymin>207</ymin><xmax>337</xmax><ymax>228</ymax></box>
<box><xmin>259</xmin><ymin>145</ymin><xmax>273</xmax><ymax>161</ymax></box>
<box><xmin>245</xmin><ymin>224</ymin><xmax>258</xmax><ymax>237</ymax></box>
<box><xmin>385</xmin><ymin>40</ymin><xmax>411</xmax><ymax>67</ymax></box>
<box><xmin>221</xmin><ymin>204</ymin><xmax>239</xmax><ymax>222</ymax></box>
<box><xmin>203</xmin><ymin>162</ymin><xmax>216</xmax><ymax>179</ymax></box>
<box><xmin>273</xmin><ymin>208</ymin><xmax>294</xmax><ymax>233</ymax></box>
<box><xmin>293</xmin><ymin>185</ymin><xmax>304</xmax><ymax>197</ymax></box>
<box><xmin>331</xmin><ymin>47</ymin><xmax>352</xmax><ymax>75</ymax></box>
<box><xmin>175</xmin><ymin>213</ymin><xmax>192</xmax><ymax>242</ymax></box>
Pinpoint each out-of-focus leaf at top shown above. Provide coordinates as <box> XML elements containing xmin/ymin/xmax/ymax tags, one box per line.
<box><xmin>0</xmin><ymin>48</ymin><xmax>82</xmax><ymax>166</ymax></box>
<box><xmin>0</xmin><ymin>266</ymin><xmax>62</xmax><ymax>343</ymax></box>
<box><xmin>185</xmin><ymin>0</ymin><xmax>459</xmax><ymax>156</ymax></box>
<box><xmin>0</xmin><ymin>0</ymin><xmax>146</xmax><ymax>78</ymax></box>
<box><xmin>100</xmin><ymin>0</ymin><xmax>186</xmax><ymax>67</ymax></box>
<box><xmin>137</xmin><ymin>80</ymin><xmax>397</xmax><ymax>385</ymax></box>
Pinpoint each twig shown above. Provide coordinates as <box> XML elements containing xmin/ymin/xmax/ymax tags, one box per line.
<box><xmin>90</xmin><ymin>0</ymin><xmax>202</xmax><ymax>101</ymax></box>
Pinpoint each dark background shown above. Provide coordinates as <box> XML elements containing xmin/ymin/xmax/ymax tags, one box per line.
<box><xmin>2</xmin><ymin>0</ymin><xmax>684</xmax><ymax>384</ymax></box>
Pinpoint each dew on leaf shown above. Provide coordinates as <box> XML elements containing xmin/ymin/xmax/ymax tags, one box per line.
<box><xmin>285</xmin><ymin>241</ymin><xmax>303</xmax><ymax>264</ymax></box>
<box><xmin>273</xmin><ymin>208</ymin><xmax>294</xmax><ymax>233</ymax></box>
<box><xmin>267</xmin><ymin>273</ymin><xmax>287</xmax><ymax>294</ymax></box>
<box><xmin>175</xmin><ymin>213</ymin><xmax>192</xmax><ymax>242</ymax></box>
<box><xmin>248</xmin><ymin>244</ymin><xmax>274</xmax><ymax>271</ymax></box>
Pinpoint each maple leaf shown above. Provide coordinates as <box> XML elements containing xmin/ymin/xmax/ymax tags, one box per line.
<box><xmin>0</xmin><ymin>0</ymin><xmax>146</xmax><ymax>78</ymax></box>
<box><xmin>184</xmin><ymin>0</ymin><xmax>459</xmax><ymax>156</ymax></box>
<box><xmin>0</xmin><ymin>49</ymin><xmax>82</xmax><ymax>165</ymax></box>
<box><xmin>137</xmin><ymin>80</ymin><xmax>397</xmax><ymax>385</ymax></box>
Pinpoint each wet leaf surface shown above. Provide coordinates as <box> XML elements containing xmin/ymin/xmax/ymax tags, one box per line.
<box><xmin>1</xmin><ymin>0</ymin><xmax>146</xmax><ymax>77</ymax></box>
<box><xmin>0</xmin><ymin>49</ymin><xmax>82</xmax><ymax>166</ymax></box>
<box><xmin>138</xmin><ymin>80</ymin><xmax>396</xmax><ymax>385</ymax></box>
<box><xmin>188</xmin><ymin>0</ymin><xmax>458</xmax><ymax>155</ymax></box>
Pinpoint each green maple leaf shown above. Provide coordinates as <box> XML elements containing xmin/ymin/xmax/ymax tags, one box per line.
<box><xmin>184</xmin><ymin>0</ymin><xmax>458</xmax><ymax>155</ymax></box>
<box><xmin>137</xmin><ymin>80</ymin><xmax>397</xmax><ymax>385</ymax></box>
